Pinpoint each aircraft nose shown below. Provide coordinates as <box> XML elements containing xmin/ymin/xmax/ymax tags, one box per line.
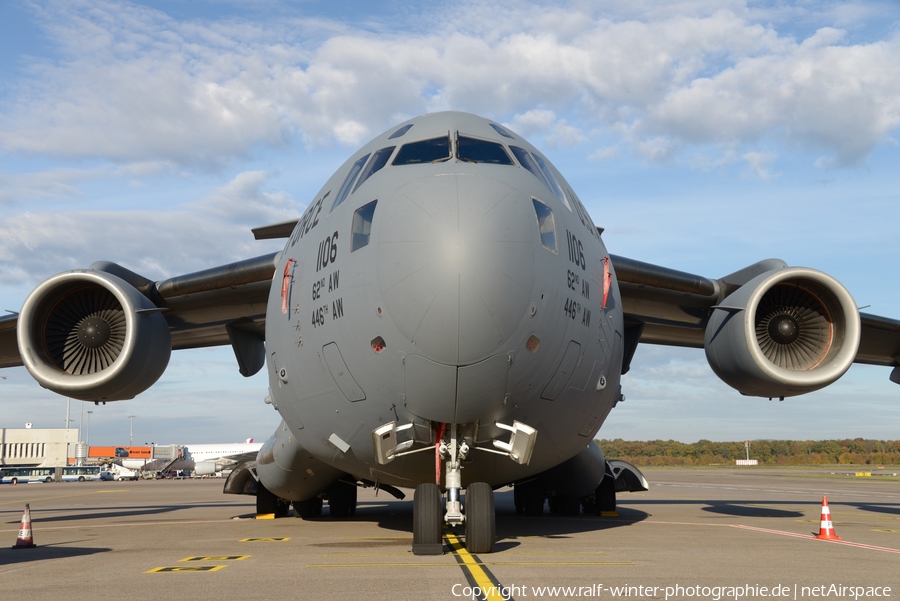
<box><xmin>376</xmin><ymin>173</ymin><xmax>536</xmax><ymax>365</ymax></box>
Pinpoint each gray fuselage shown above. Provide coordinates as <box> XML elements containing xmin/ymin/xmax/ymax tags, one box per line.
<box><xmin>264</xmin><ymin>111</ymin><xmax>624</xmax><ymax>491</ymax></box>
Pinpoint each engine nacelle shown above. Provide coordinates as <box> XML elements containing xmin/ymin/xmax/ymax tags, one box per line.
<box><xmin>17</xmin><ymin>270</ymin><xmax>172</xmax><ymax>402</ymax></box>
<box><xmin>705</xmin><ymin>267</ymin><xmax>860</xmax><ymax>398</ymax></box>
<box><xmin>193</xmin><ymin>461</ymin><xmax>220</xmax><ymax>476</ymax></box>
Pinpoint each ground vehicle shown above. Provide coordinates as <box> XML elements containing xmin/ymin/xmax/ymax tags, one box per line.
<box><xmin>1</xmin><ymin>466</ymin><xmax>56</xmax><ymax>484</ymax></box>
<box><xmin>0</xmin><ymin>465</ymin><xmax>101</xmax><ymax>483</ymax></box>
<box><xmin>109</xmin><ymin>464</ymin><xmax>140</xmax><ymax>481</ymax></box>
<box><xmin>99</xmin><ymin>470</ymin><xmax>115</xmax><ymax>481</ymax></box>
<box><xmin>60</xmin><ymin>466</ymin><xmax>101</xmax><ymax>482</ymax></box>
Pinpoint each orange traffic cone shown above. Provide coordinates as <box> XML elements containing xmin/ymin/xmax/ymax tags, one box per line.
<box><xmin>11</xmin><ymin>503</ymin><xmax>37</xmax><ymax>549</ymax></box>
<box><xmin>814</xmin><ymin>496</ymin><xmax>842</xmax><ymax>540</ymax></box>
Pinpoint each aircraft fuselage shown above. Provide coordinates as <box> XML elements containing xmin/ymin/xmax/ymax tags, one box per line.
<box><xmin>264</xmin><ymin>112</ymin><xmax>624</xmax><ymax>492</ymax></box>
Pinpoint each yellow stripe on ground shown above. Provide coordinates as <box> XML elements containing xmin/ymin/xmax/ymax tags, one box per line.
<box><xmin>445</xmin><ymin>532</ymin><xmax>507</xmax><ymax>601</ymax></box>
<box><xmin>307</xmin><ymin>561</ymin><xmax>633</xmax><ymax>568</ymax></box>
<box><xmin>307</xmin><ymin>563</ymin><xmax>456</xmax><ymax>567</ymax></box>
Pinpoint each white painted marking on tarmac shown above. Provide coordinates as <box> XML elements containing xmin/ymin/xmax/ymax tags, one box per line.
<box><xmin>731</xmin><ymin>524</ymin><xmax>900</xmax><ymax>554</ymax></box>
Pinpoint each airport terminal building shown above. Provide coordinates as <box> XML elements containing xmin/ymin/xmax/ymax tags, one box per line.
<box><xmin>0</xmin><ymin>428</ymin><xmax>79</xmax><ymax>467</ymax></box>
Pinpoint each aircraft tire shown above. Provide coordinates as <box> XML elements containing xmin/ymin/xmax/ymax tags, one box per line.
<box><xmin>581</xmin><ymin>496</ymin><xmax>597</xmax><ymax>514</ymax></box>
<box><xmin>293</xmin><ymin>497</ymin><xmax>323</xmax><ymax>518</ymax></box>
<box><xmin>516</xmin><ymin>480</ymin><xmax>544</xmax><ymax>516</ymax></box>
<box><xmin>464</xmin><ymin>482</ymin><xmax>495</xmax><ymax>554</ymax></box>
<box><xmin>328</xmin><ymin>481</ymin><xmax>357</xmax><ymax>518</ymax></box>
<box><xmin>256</xmin><ymin>483</ymin><xmax>279</xmax><ymax>516</ymax></box>
<box><xmin>596</xmin><ymin>476</ymin><xmax>616</xmax><ymax>514</ymax></box>
<box><xmin>413</xmin><ymin>483</ymin><xmax>442</xmax><ymax>555</ymax></box>
<box><xmin>274</xmin><ymin>499</ymin><xmax>290</xmax><ymax>518</ymax></box>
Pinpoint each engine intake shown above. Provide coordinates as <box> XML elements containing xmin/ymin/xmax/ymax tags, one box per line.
<box><xmin>705</xmin><ymin>267</ymin><xmax>860</xmax><ymax>398</ymax></box>
<box><xmin>17</xmin><ymin>270</ymin><xmax>172</xmax><ymax>401</ymax></box>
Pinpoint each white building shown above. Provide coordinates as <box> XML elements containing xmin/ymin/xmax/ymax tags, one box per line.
<box><xmin>0</xmin><ymin>428</ymin><xmax>79</xmax><ymax>467</ymax></box>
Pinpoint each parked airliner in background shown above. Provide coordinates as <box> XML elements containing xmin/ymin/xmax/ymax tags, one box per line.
<box><xmin>120</xmin><ymin>439</ymin><xmax>263</xmax><ymax>475</ymax></box>
<box><xmin>1</xmin><ymin>112</ymin><xmax>898</xmax><ymax>555</ymax></box>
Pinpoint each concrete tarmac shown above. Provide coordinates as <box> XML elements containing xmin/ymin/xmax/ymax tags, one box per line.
<box><xmin>1</xmin><ymin>469</ymin><xmax>898</xmax><ymax>601</ymax></box>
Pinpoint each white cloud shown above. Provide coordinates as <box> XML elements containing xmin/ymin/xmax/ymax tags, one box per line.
<box><xmin>588</xmin><ymin>146</ymin><xmax>619</xmax><ymax>161</ymax></box>
<box><xmin>742</xmin><ymin>151</ymin><xmax>776</xmax><ymax>179</ymax></box>
<box><xmin>0</xmin><ymin>1</ymin><xmax>896</xmax><ymax>172</ymax></box>
<box><xmin>0</xmin><ymin>170</ymin><xmax>298</xmax><ymax>286</ymax></box>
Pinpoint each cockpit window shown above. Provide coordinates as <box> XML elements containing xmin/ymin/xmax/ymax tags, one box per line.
<box><xmin>353</xmin><ymin>146</ymin><xmax>395</xmax><ymax>192</ymax></box>
<box><xmin>351</xmin><ymin>200</ymin><xmax>378</xmax><ymax>252</ymax></box>
<box><xmin>489</xmin><ymin>123</ymin><xmax>515</xmax><ymax>139</ymax></box>
<box><xmin>331</xmin><ymin>153</ymin><xmax>370</xmax><ymax>212</ymax></box>
<box><xmin>458</xmin><ymin>135</ymin><xmax>514</xmax><ymax>165</ymax></box>
<box><xmin>510</xmin><ymin>146</ymin><xmax>549</xmax><ymax>186</ymax></box>
<box><xmin>531</xmin><ymin>152</ymin><xmax>571</xmax><ymax>211</ymax></box>
<box><xmin>532</xmin><ymin>198</ymin><xmax>558</xmax><ymax>253</ymax></box>
<box><xmin>388</xmin><ymin>123</ymin><xmax>414</xmax><ymax>140</ymax></box>
<box><xmin>392</xmin><ymin>136</ymin><xmax>451</xmax><ymax>165</ymax></box>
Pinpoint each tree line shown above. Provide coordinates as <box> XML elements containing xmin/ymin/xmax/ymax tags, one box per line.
<box><xmin>597</xmin><ymin>438</ymin><xmax>900</xmax><ymax>466</ymax></box>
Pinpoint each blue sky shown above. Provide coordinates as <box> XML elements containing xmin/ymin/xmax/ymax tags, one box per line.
<box><xmin>1</xmin><ymin>0</ymin><xmax>898</xmax><ymax>445</ymax></box>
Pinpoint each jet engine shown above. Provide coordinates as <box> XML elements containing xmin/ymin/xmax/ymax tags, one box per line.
<box><xmin>705</xmin><ymin>267</ymin><xmax>860</xmax><ymax>398</ymax></box>
<box><xmin>16</xmin><ymin>270</ymin><xmax>172</xmax><ymax>402</ymax></box>
<box><xmin>193</xmin><ymin>461</ymin><xmax>221</xmax><ymax>476</ymax></box>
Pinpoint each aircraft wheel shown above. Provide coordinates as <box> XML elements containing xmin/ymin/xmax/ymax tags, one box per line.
<box><xmin>328</xmin><ymin>481</ymin><xmax>357</xmax><ymax>518</ymax></box>
<box><xmin>581</xmin><ymin>495</ymin><xmax>597</xmax><ymax>514</ymax></box>
<box><xmin>464</xmin><ymin>482</ymin><xmax>495</xmax><ymax>554</ymax></box>
<box><xmin>256</xmin><ymin>483</ymin><xmax>279</xmax><ymax>516</ymax></box>
<box><xmin>515</xmin><ymin>480</ymin><xmax>544</xmax><ymax>516</ymax></box>
<box><xmin>413</xmin><ymin>483</ymin><xmax>443</xmax><ymax>555</ymax></box>
<box><xmin>274</xmin><ymin>499</ymin><xmax>291</xmax><ymax>518</ymax></box>
<box><xmin>293</xmin><ymin>497</ymin><xmax>323</xmax><ymax>519</ymax></box>
<box><xmin>596</xmin><ymin>476</ymin><xmax>616</xmax><ymax>514</ymax></box>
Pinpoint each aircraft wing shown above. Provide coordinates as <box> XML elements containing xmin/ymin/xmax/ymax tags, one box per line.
<box><xmin>219</xmin><ymin>450</ymin><xmax>260</xmax><ymax>464</ymax></box>
<box><xmin>612</xmin><ymin>253</ymin><xmax>900</xmax><ymax>385</ymax></box>
<box><xmin>0</xmin><ymin>252</ymin><xmax>279</xmax><ymax>375</ymax></box>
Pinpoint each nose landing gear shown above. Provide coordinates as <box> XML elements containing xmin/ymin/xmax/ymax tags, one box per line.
<box><xmin>412</xmin><ymin>423</ymin><xmax>496</xmax><ymax>555</ymax></box>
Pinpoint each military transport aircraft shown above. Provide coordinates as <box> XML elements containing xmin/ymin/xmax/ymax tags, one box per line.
<box><xmin>1</xmin><ymin>112</ymin><xmax>898</xmax><ymax>555</ymax></box>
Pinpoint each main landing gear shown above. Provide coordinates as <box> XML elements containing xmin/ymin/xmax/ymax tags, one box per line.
<box><xmin>412</xmin><ymin>424</ymin><xmax>496</xmax><ymax>556</ymax></box>
<box><xmin>255</xmin><ymin>480</ymin><xmax>356</xmax><ymax>520</ymax></box>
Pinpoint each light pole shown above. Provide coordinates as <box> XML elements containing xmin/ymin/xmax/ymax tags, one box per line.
<box><xmin>87</xmin><ymin>410</ymin><xmax>93</xmax><ymax>446</ymax></box>
<box><xmin>128</xmin><ymin>415</ymin><xmax>137</xmax><ymax>446</ymax></box>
